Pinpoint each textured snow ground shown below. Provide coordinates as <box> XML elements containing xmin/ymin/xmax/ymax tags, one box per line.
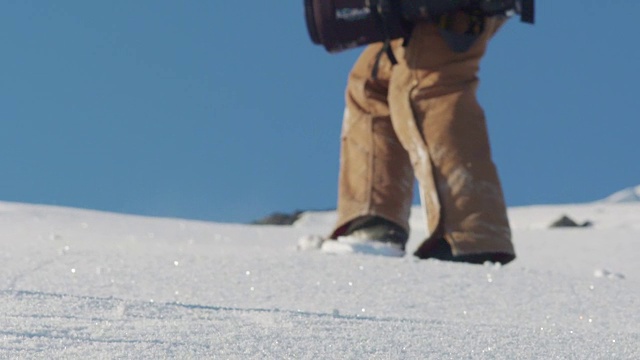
<box><xmin>1</xmin><ymin>192</ymin><xmax>639</xmax><ymax>359</ymax></box>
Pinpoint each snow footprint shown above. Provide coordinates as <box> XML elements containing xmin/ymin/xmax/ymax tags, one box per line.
<box><xmin>593</xmin><ymin>268</ymin><xmax>625</xmax><ymax>280</ymax></box>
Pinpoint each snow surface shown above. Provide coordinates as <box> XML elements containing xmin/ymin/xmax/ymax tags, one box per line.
<box><xmin>1</xmin><ymin>195</ymin><xmax>639</xmax><ymax>359</ymax></box>
<box><xmin>600</xmin><ymin>185</ymin><xmax>640</xmax><ymax>204</ymax></box>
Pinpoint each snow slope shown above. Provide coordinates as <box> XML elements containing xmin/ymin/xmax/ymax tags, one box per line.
<box><xmin>0</xmin><ymin>195</ymin><xmax>639</xmax><ymax>359</ymax></box>
<box><xmin>599</xmin><ymin>185</ymin><xmax>640</xmax><ymax>203</ymax></box>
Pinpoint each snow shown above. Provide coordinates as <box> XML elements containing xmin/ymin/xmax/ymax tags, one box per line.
<box><xmin>600</xmin><ymin>185</ymin><xmax>640</xmax><ymax>204</ymax></box>
<box><xmin>1</xmin><ymin>194</ymin><xmax>639</xmax><ymax>359</ymax></box>
<box><xmin>314</xmin><ymin>235</ymin><xmax>406</xmax><ymax>257</ymax></box>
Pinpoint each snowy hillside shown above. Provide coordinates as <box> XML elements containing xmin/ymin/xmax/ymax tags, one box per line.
<box><xmin>600</xmin><ymin>185</ymin><xmax>640</xmax><ymax>203</ymax></box>
<box><xmin>1</xmin><ymin>192</ymin><xmax>639</xmax><ymax>358</ymax></box>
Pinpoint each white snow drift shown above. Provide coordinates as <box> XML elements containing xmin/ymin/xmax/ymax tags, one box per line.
<box><xmin>0</xmin><ymin>189</ymin><xmax>638</xmax><ymax>359</ymax></box>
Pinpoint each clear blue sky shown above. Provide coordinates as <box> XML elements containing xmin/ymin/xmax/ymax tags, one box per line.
<box><xmin>1</xmin><ymin>1</ymin><xmax>638</xmax><ymax>223</ymax></box>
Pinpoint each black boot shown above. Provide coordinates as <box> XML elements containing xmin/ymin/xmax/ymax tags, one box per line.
<box><xmin>414</xmin><ymin>237</ymin><xmax>515</xmax><ymax>265</ymax></box>
<box><xmin>343</xmin><ymin>216</ymin><xmax>409</xmax><ymax>251</ymax></box>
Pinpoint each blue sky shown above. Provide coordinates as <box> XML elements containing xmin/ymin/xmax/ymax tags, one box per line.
<box><xmin>1</xmin><ymin>1</ymin><xmax>638</xmax><ymax>223</ymax></box>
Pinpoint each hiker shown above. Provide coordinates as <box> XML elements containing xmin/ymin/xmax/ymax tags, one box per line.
<box><xmin>328</xmin><ymin>13</ymin><xmax>516</xmax><ymax>264</ymax></box>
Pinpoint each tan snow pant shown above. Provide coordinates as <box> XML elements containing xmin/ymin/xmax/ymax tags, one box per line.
<box><xmin>332</xmin><ymin>17</ymin><xmax>515</xmax><ymax>258</ymax></box>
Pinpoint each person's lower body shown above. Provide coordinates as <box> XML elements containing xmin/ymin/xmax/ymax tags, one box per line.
<box><xmin>331</xmin><ymin>17</ymin><xmax>515</xmax><ymax>264</ymax></box>
<box><xmin>330</xmin><ymin>41</ymin><xmax>414</xmax><ymax>252</ymax></box>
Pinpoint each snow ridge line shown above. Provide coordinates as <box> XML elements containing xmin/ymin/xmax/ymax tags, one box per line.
<box><xmin>0</xmin><ymin>329</ymin><xmax>165</xmax><ymax>346</ymax></box>
<box><xmin>2</xmin><ymin>289</ymin><xmax>449</xmax><ymax>326</ymax></box>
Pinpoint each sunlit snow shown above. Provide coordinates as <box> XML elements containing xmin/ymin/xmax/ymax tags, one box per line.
<box><xmin>1</xmin><ymin>189</ymin><xmax>639</xmax><ymax>358</ymax></box>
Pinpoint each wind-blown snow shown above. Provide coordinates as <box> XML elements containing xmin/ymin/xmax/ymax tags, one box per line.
<box><xmin>1</xmin><ymin>194</ymin><xmax>639</xmax><ymax>358</ymax></box>
<box><xmin>599</xmin><ymin>185</ymin><xmax>640</xmax><ymax>203</ymax></box>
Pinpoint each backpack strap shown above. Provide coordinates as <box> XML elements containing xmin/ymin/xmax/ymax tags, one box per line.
<box><xmin>370</xmin><ymin>0</ymin><xmax>403</xmax><ymax>79</ymax></box>
<box><xmin>436</xmin><ymin>9</ymin><xmax>486</xmax><ymax>53</ymax></box>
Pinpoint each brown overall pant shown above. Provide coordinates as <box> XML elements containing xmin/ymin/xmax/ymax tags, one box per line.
<box><xmin>331</xmin><ymin>18</ymin><xmax>515</xmax><ymax>258</ymax></box>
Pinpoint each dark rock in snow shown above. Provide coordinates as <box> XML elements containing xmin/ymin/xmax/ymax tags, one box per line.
<box><xmin>549</xmin><ymin>215</ymin><xmax>593</xmax><ymax>228</ymax></box>
<box><xmin>252</xmin><ymin>211</ymin><xmax>304</xmax><ymax>225</ymax></box>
